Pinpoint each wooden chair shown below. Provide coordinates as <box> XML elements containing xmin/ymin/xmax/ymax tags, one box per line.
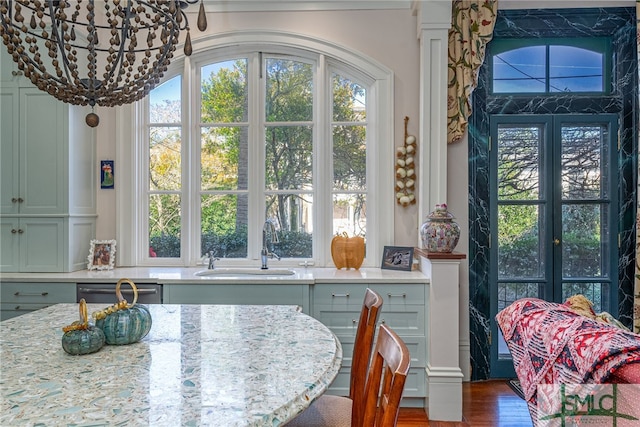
<box><xmin>361</xmin><ymin>323</ymin><xmax>411</xmax><ymax>427</ymax></box>
<box><xmin>286</xmin><ymin>288</ymin><xmax>383</xmax><ymax>427</ymax></box>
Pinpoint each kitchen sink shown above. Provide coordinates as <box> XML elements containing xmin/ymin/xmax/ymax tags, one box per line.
<box><xmin>194</xmin><ymin>268</ymin><xmax>296</xmax><ymax>277</ymax></box>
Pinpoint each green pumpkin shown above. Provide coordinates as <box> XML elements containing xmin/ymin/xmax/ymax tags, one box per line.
<box><xmin>62</xmin><ymin>325</ymin><xmax>105</xmax><ymax>355</ymax></box>
<box><xmin>96</xmin><ymin>303</ymin><xmax>152</xmax><ymax>345</ymax></box>
<box><xmin>61</xmin><ymin>299</ymin><xmax>105</xmax><ymax>355</ymax></box>
<box><xmin>93</xmin><ymin>279</ymin><xmax>152</xmax><ymax>345</ymax></box>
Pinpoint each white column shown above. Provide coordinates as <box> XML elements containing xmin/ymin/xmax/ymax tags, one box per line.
<box><xmin>419</xmin><ymin>250</ymin><xmax>464</xmax><ymax>422</ymax></box>
<box><xmin>412</xmin><ymin>0</ymin><xmax>452</xmax><ymax>237</ymax></box>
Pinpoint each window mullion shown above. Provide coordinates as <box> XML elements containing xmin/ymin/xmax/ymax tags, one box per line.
<box><xmin>315</xmin><ymin>55</ymin><xmax>330</xmax><ymax>266</ymax></box>
<box><xmin>247</xmin><ymin>52</ymin><xmax>264</xmax><ymax>262</ymax></box>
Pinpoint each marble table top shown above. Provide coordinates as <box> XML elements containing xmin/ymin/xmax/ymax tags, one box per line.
<box><xmin>0</xmin><ymin>304</ymin><xmax>342</xmax><ymax>426</ymax></box>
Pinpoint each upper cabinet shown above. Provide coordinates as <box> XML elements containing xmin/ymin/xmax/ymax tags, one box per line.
<box><xmin>0</xmin><ymin>51</ymin><xmax>97</xmax><ymax>272</ymax></box>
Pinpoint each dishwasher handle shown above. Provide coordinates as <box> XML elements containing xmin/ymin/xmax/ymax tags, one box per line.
<box><xmin>78</xmin><ymin>287</ymin><xmax>158</xmax><ymax>295</ymax></box>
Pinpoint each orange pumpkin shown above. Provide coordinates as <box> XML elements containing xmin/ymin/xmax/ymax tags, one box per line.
<box><xmin>331</xmin><ymin>233</ymin><xmax>365</xmax><ymax>270</ymax></box>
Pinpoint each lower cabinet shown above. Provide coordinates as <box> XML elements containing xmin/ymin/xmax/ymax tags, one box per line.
<box><xmin>312</xmin><ymin>283</ymin><xmax>426</xmax><ymax>405</ymax></box>
<box><xmin>0</xmin><ymin>282</ymin><xmax>76</xmax><ymax>320</ymax></box>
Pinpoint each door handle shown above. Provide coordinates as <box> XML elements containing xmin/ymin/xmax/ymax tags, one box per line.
<box><xmin>554</xmin><ymin>238</ymin><xmax>561</xmax><ymax>245</ymax></box>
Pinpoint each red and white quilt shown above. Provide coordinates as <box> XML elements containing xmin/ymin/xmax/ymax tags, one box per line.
<box><xmin>496</xmin><ymin>298</ymin><xmax>640</xmax><ymax>424</ymax></box>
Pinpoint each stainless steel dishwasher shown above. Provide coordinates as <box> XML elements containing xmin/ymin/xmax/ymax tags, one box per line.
<box><xmin>76</xmin><ymin>283</ymin><xmax>162</xmax><ymax>304</ymax></box>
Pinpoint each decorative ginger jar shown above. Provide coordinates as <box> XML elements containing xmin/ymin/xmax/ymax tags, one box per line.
<box><xmin>420</xmin><ymin>204</ymin><xmax>460</xmax><ymax>253</ymax></box>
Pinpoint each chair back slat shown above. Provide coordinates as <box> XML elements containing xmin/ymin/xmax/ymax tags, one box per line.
<box><xmin>350</xmin><ymin>288</ymin><xmax>383</xmax><ymax>426</ymax></box>
<box><xmin>361</xmin><ymin>323</ymin><xmax>411</xmax><ymax>427</ymax></box>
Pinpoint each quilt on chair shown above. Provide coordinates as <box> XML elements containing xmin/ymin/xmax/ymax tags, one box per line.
<box><xmin>496</xmin><ymin>298</ymin><xmax>640</xmax><ymax>425</ymax></box>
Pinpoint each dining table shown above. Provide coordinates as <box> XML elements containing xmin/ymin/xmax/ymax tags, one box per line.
<box><xmin>0</xmin><ymin>303</ymin><xmax>342</xmax><ymax>426</ymax></box>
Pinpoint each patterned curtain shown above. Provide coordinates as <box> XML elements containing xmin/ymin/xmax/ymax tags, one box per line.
<box><xmin>447</xmin><ymin>0</ymin><xmax>498</xmax><ymax>144</ymax></box>
<box><xmin>635</xmin><ymin>0</ymin><xmax>639</xmax><ymax>334</ymax></box>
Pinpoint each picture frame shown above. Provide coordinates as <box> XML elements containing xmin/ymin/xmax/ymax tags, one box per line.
<box><xmin>100</xmin><ymin>160</ymin><xmax>114</xmax><ymax>189</ymax></box>
<box><xmin>381</xmin><ymin>246</ymin><xmax>414</xmax><ymax>271</ymax></box>
<box><xmin>87</xmin><ymin>239</ymin><xmax>116</xmax><ymax>270</ymax></box>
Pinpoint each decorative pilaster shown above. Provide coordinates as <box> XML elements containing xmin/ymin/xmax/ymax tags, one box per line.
<box><xmin>416</xmin><ymin>248</ymin><xmax>464</xmax><ymax>422</ymax></box>
<box><xmin>412</xmin><ymin>0</ymin><xmax>452</xmax><ymax>233</ymax></box>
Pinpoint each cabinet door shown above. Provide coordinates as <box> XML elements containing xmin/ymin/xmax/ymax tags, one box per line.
<box><xmin>0</xmin><ymin>218</ymin><xmax>20</xmax><ymax>271</ymax></box>
<box><xmin>0</xmin><ymin>88</ymin><xmax>19</xmax><ymax>215</ymax></box>
<box><xmin>19</xmin><ymin>218</ymin><xmax>64</xmax><ymax>272</ymax></box>
<box><xmin>19</xmin><ymin>89</ymin><xmax>66</xmax><ymax>215</ymax></box>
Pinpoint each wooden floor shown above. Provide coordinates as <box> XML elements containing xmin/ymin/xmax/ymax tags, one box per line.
<box><xmin>396</xmin><ymin>380</ymin><xmax>533</xmax><ymax>427</ymax></box>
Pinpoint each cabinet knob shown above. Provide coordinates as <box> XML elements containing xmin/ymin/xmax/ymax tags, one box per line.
<box><xmin>11</xmin><ymin>229</ymin><xmax>17</xmax><ymax>234</ymax></box>
<box><xmin>18</xmin><ymin>229</ymin><xmax>24</xmax><ymax>234</ymax></box>
<box><xmin>11</xmin><ymin>70</ymin><xmax>23</xmax><ymax>76</ymax></box>
<box><xmin>11</xmin><ymin>197</ymin><xmax>17</xmax><ymax>203</ymax></box>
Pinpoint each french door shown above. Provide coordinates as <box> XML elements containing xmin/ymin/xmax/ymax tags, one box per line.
<box><xmin>489</xmin><ymin>114</ymin><xmax>619</xmax><ymax>378</ymax></box>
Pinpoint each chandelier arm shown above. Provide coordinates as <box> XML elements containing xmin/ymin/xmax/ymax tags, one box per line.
<box><xmin>47</xmin><ymin>0</ymin><xmax>78</xmax><ymax>94</ymax></box>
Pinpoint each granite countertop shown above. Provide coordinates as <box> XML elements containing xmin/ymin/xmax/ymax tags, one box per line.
<box><xmin>0</xmin><ymin>304</ymin><xmax>342</xmax><ymax>426</ymax></box>
<box><xmin>0</xmin><ymin>266</ymin><xmax>429</xmax><ymax>284</ymax></box>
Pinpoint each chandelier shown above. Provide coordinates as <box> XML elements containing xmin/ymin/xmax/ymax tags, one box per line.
<box><xmin>0</xmin><ymin>0</ymin><xmax>207</xmax><ymax>127</ymax></box>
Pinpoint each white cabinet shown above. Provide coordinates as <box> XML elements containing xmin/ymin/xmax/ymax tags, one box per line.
<box><xmin>0</xmin><ymin>282</ymin><xmax>76</xmax><ymax>321</ymax></box>
<box><xmin>312</xmin><ymin>283</ymin><xmax>427</xmax><ymax>405</ymax></box>
<box><xmin>0</xmin><ymin>51</ymin><xmax>97</xmax><ymax>272</ymax></box>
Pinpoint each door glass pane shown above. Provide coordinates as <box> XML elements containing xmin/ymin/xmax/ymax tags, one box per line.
<box><xmin>497</xmin><ymin>204</ymin><xmax>544</xmax><ymax>278</ymax></box>
<box><xmin>497</xmin><ymin>282</ymin><xmax>544</xmax><ymax>359</ymax></box>
<box><xmin>265</xmin><ymin>194</ymin><xmax>313</xmax><ymax>258</ymax></box>
<box><xmin>562</xmin><ymin>282</ymin><xmax>609</xmax><ymax>313</ymax></box>
<box><xmin>497</xmin><ymin>125</ymin><xmax>542</xmax><ymax>200</ymax></box>
<box><xmin>561</xmin><ymin>204</ymin><xmax>609</xmax><ymax>278</ymax></box>
<box><xmin>561</xmin><ymin>125</ymin><xmax>608</xmax><ymax>199</ymax></box>
<box><xmin>201</xmin><ymin>194</ymin><xmax>248</xmax><ymax>258</ymax></box>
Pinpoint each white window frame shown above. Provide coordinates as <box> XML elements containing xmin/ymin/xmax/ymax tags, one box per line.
<box><xmin>116</xmin><ymin>31</ymin><xmax>394</xmax><ymax>268</ymax></box>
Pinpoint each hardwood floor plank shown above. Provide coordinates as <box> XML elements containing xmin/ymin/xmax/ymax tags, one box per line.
<box><xmin>396</xmin><ymin>380</ymin><xmax>532</xmax><ymax>427</ymax></box>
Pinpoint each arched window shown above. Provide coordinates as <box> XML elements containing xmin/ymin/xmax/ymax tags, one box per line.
<box><xmin>118</xmin><ymin>33</ymin><xmax>393</xmax><ymax>267</ymax></box>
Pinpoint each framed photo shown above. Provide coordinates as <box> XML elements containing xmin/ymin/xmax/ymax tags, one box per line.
<box><xmin>87</xmin><ymin>239</ymin><xmax>116</xmax><ymax>270</ymax></box>
<box><xmin>381</xmin><ymin>246</ymin><xmax>414</xmax><ymax>271</ymax></box>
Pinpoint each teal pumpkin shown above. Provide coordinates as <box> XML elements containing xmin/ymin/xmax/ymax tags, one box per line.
<box><xmin>61</xmin><ymin>299</ymin><xmax>105</xmax><ymax>355</ymax></box>
<box><xmin>93</xmin><ymin>279</ymin><xmax>153</xmax><ymax>345</ymax></box>
<box><xmin>96</xmin><ymin>304</ymin><xmax>152</xmax><ymax>345</ymax></box>
<box><xmin>62</xmin><ymin>325</ymin><xmax>105</xmax><ymax>355</ymax></box>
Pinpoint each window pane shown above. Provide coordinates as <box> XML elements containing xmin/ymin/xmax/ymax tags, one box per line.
<box><xmin>562</xmin><ymin>204</ymin><xmax>608</xmax><ymax>278</ymax></box>
<box><xmin>562</xmin><ymin>282</ymin><xmax>609</xmax><ymax>312</ymax></box>
<box><xmin>561</xmin><ymin>125</ymin><xmax>608</xmax><ymax>200</ymax></box>
<box><xmin>266</xmin><ymin>194</ymin><xmax>313</xmax><ymax>258</ymax></box>
<box><xmin>333</xmin><ymin>125</ymin><xmax>366</xmax><ymax>191</ymax></box>
<box><xmin>148</xmin><ymin>194</ymin><xmax>181</xmax><ymax>258</ymax></box>
<box><xmin>493</xmin><ymin>46</ymin><xmax>546</xmax><ymax>93</ymax></box>
<box><xmin>497</xmin><ymin>204</ymin><xmax>544</xmax><ymax>278</ymax></box>
<box><xmin>550</xmin><ymin>46</ymin><xmax>603</xmax><ymax>92</ymax></box>
<box><xmin>333</xmin><ymin>194</ymin><xmax>366</xmax><ymax>237</ymax></box>
<box><xmin>201</xmin><ymin>194</ymin><xmax>248</xmax><ymax>258</ymax></box>
<box><xmin>265</xmin><ymin>126</ymin><xmax>312</xmax><ymax>190</ymax></box>
<box><xmin>201</xmin><ymin>126</ymin><xmax>248</xmax><ymax>191</ymax></box>
<box><xmin>333</xmin><ymin>74</ymin><xmax>366</xmax><ymax>122</ymax></box>
<box><xmin>201</xmin><ymin>59</ymin><xmax>248</xmax><ymax>123</ymax></box>
<box><xmin>150</xmin><ymin>76</ymin><xmax>181</xmax><ymax>123</ymax></box>
<box><xmin>265</xmin><ymin>58</ymin><xmax>313</xmax><ymax>122</ymax></box>
<box><xmin>150</xmin><ymin>127</ymin><xmax>181</xmax><ymax>191</ymax></box>
<box><xmin>497</xmin><ymin>125</ymin><xmax>542</xmax><ymax>200</ymax></box>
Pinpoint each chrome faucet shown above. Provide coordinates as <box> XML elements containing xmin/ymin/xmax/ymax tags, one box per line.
<box><xmin>208</xmin><ymin>250</ymin><xmax>219</xmax><ymax>269</ymax></box>
<box><xmin>261</xmin><ymin>219</ymin><xmax>280</xmax><ymax>269</ymax></box>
